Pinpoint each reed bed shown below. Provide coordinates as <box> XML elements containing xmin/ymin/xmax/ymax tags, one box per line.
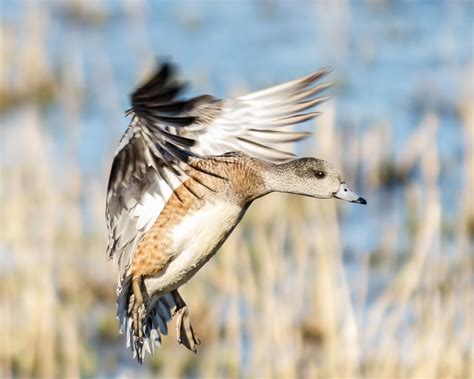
<box><xmin>1</xmin><ymin>96</ymin><xmax>471</xmax><ymax>379</ymax></box>
<box><xmin>1</xmin><ymin>1</ymin><xmax>472</xmax><ymax>378</ymax></box>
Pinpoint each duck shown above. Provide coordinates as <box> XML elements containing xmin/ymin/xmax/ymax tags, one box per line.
<box><xmin>106</xmin><ymin>62</ymin><xmax>366</xmax><ymax>364</ymax></box>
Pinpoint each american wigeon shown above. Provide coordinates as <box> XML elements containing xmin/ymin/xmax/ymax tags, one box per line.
<box><xmin>106</xmin><ymin>62</ymin><xmax>366</xmax><ymax>363</ymax></box>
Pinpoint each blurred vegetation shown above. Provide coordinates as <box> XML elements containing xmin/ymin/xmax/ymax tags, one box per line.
<box><xmin>1</xmin><ymin>1</ymin><xmax>473</xmax><ymax>378</ymax></box>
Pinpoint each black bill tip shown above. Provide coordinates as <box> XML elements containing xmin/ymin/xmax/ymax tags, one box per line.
<box><xmin>353</xmin><ymin>197</ymin><xmax>367</xmax><ymax>205</ymax></box>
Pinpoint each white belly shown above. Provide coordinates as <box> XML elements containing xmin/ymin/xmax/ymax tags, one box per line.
<box><xmin>144</xmin><ymin>201</ymin><xmax>244</xmax><ymax>296</ymax></box>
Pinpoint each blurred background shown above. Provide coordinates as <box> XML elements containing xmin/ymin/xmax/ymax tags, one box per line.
<box><xmin>1</xmin><ymin>0</ymin><xmax>473</xmax><ymax>378</ymax></box>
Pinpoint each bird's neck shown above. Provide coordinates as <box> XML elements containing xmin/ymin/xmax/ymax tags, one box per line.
<box><xmin>262</xmin><ymin>160</ymin><xmax>306</xmax><ymax>196</ymax></box>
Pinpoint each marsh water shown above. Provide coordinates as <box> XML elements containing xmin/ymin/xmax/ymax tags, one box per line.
<box><xmin>3</xmin><ymin>0</ymin><xmax>471</xmax><ymax>230</ymax></box>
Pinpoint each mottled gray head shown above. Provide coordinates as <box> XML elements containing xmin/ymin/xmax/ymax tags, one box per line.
<box><xmin>266</xmin><ymin>157</ymin><xmax>366</xmax><ymax>204</ymax></box>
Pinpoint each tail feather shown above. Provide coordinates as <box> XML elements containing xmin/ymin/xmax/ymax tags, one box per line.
<box><xmin>116</xmin><ymin>276</ymin><xmax>177</xmax><ymax>363</ymax></box>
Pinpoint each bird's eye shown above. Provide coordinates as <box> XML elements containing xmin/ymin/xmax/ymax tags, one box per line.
<box><xmin>315</xmin><ymin>171</ymin><xmax>326</xmax><ymax>179</ymax></box>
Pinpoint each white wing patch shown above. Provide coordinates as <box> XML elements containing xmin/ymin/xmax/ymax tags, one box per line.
<box><xmin>109</xmin><ymin>167</ymin><xmax>184</xmax><ymax>274</ymax></box>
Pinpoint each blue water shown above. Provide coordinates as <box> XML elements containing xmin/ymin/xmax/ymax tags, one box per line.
<box><xmin>2</xmin><ymin>1</ymin><xmax>472</xmax><ymax>249</ymax></box>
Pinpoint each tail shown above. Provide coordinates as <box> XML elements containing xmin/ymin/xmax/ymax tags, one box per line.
<box><xmin>116</xmin><ymin>276</ymin><xmax>177</xmax><ymax>363</ymax></box>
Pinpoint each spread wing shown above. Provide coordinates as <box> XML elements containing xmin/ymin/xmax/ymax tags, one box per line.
<box><xmin>106</xmin><ymin>63</ymin><xmax>332</xmax><ymax>275</ymax></box>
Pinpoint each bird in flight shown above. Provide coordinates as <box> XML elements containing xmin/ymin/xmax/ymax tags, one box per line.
<box><xmin>106</xmin><ymin>62</ymin><xmax>366</xmax><ymax>363</ymax></box>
